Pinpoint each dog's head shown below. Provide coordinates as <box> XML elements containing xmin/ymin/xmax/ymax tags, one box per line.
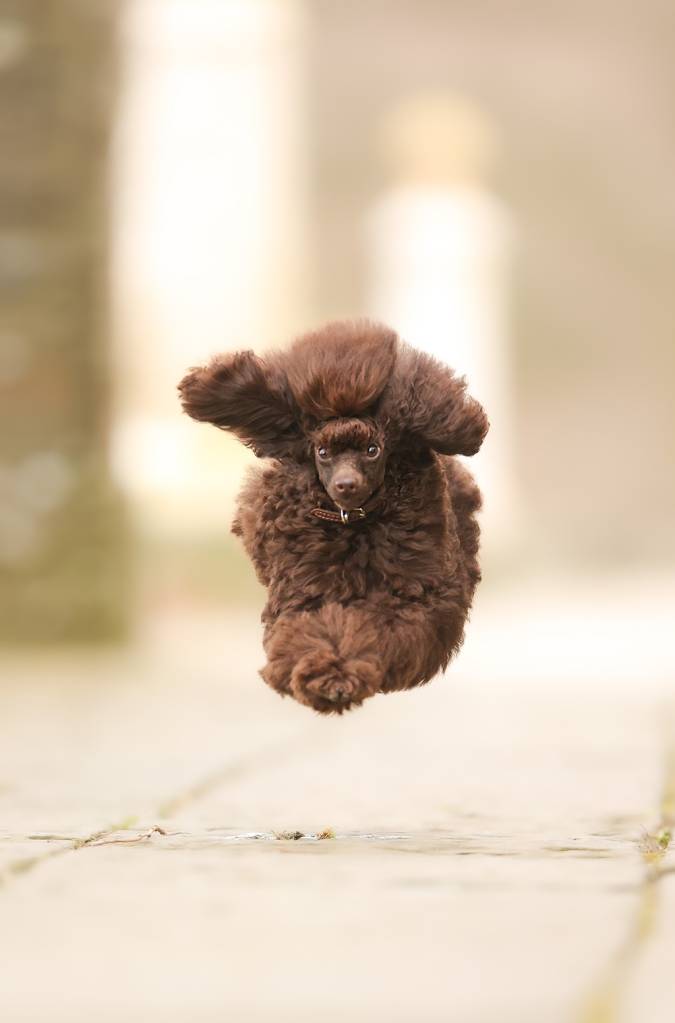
<box><xmin>178</xmin><ymin>321</ymin><xmax>488</xmax><ymax>505</ymax></box>
<box><xmin>310</xmin><ymin>417</ymin><xmax>386</xmax><ymax>512</ymax></box>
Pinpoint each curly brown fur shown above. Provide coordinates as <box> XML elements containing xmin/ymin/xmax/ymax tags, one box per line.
<box><xmin>179</xmin><ymin>320</ymin><xmax>488</xmax><ymax>714</ymax></box>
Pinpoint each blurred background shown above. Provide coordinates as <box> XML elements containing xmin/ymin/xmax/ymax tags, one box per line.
<box><xmin>1</xmin><ymin>0</ymin><xmax>674</xmax><ymax>673</ymax></box>
<box><xmin>2</xmin><ymin>6</ymin><xmax>675</xmax><ymax>1020</ymax></box>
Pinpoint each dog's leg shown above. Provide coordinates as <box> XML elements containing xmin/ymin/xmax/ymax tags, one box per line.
<box><xmin>372</xmin><ymin>601</ymin><xmax>466</xmax><ymax>694</ymax></box>
<box><xmin>261</xmin><ymin>603</ymin><xmax>382</xmax><ymax>714</ymax></box>
<box><xmin>262</xmin><ymin>597</ymin><xmax>466</xmax><ymax>713</ymax></box>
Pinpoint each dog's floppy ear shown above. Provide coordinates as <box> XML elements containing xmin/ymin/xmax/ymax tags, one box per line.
<box><xmin>178</xmin><ymin>350</ymin><xmax>302</xmax><ymax>458</ymax></box>
<box><xmin>392</xmin><ymin>347</ymin><xmax>489</xmax><ymax>456</ymax></box>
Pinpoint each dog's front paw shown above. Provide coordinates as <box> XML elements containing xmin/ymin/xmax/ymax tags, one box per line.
<box><xmin>290</xmin><ymin>652</ymin><xmax>380</xmax><ymax>714</ymax></box>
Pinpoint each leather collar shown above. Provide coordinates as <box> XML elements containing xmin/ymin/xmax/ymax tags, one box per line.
<box><xmin>311</xmin><ymin>487</ymin><xmax>384</xmax><ymax>526</ymax></box>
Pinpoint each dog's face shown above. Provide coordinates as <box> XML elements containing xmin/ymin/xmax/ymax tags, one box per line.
<box><xmin>312</xmin><ymin>418</ymin><xmax>386</xmax><ymax>512</ymax></box>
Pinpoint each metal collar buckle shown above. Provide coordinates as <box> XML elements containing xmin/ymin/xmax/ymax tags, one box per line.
<box><xmin>340</xmin><ymin>507</ymin><xmax>366</xmax><ymax>525</ymax></box>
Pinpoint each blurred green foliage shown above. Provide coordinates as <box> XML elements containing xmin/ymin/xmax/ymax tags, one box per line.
<box><xmin>0</xmin><ymin>1</ymin><xmax>129</xmax><ymax>643</ymax></box>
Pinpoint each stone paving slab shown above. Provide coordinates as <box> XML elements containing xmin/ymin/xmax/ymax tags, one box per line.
<box><xmin>0</xmin><ymin>617</ymin><xmax>308</xmax><ymax>838</ymax></box>
<box><xmin>0</xmin><ymin>601</ymin><xmax>673</xmax><ymax>1022</ymax></box>
<box><xmin>0</xmin><ymin>838</ymin><xmax>641</xmax><ymax>1023</ymax></box>
<box><xmin>620</xmin><ymin>874</ymin><xmax>675</xmax><ymax>1023</ymax></box>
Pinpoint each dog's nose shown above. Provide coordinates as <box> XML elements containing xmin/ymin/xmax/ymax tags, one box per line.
<box><xmin>334</xmin><ymin>475</ymin><xmax>357</xmax><ymax>495</ymax></box>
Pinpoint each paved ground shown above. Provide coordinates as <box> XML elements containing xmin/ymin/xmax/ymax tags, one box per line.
<box><xmin>1</xmin><ymin>584</ymin><xmax>674</xmax><ymax>1022</ymax></box>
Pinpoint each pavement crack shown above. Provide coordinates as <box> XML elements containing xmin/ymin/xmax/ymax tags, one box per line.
<box><xmin>578</xmin><ymin>732</ymin><xmax>675</xmax><ymax>1023</ymax></box>
<box><xmin>0</xmin><ymin>728</ymin><xmax>312</xmax><ymax>888</ymax></box>
<box><xmin>87</xmin><ymin>825</ymin><xmax>167</xmax><ymax>847</ymax></box>
<box><xmin>0</xmin><ymin>814</ymin><xmax>140</xmax><ymax>886</ymax></box>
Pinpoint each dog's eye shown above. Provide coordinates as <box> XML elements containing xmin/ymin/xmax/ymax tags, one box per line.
<box><xmin>366</xmin><ymin>444</ymin><xmax>380</xmax><ymax>458</ymax></box>
<box><xmin>317</xmin><ymin>446</ymin><xmax>329</xmax><ymax>460</ymax></box>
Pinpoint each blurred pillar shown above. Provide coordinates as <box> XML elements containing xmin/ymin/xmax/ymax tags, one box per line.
<box><xmin>111</xmin><ymin>0</ymin><xmax>309</xmax><ymax>532</ymax></box>
<box><xmin>366</xmin><ymin>94</ymin><xmax>518</xmax><ymax>562</ymax></box>
<box><xmin>0</xmin><ymin>1</ymin><xmax>129</xmax><ymax>642</ymax></box>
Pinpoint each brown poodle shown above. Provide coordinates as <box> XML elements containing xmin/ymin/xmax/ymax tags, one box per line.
<box><xmin>178</xmin><ymin>320</ymin><xmax>488</xmax><ymax>714</ymax></box>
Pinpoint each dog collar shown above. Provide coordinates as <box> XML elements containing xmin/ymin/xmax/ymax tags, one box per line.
<box><xmin>310</xmin><ymin>506</ymin><xmax>366</xmax><ymax>525</ymax></box>
<box><xmin>310</xmin><ymin>486</ymin><xmax>384</xmax><ymax>526</ymax></box>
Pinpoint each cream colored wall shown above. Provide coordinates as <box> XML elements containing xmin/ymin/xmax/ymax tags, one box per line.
<box><xmin>110</xmin><ymin>0</ymin><xmax>310</xmax><ymax>534</ymax></box>
<box><xmin>366</xmin><ymin>94</ymin><xmax>519</xmax><ymax>559</ymax></box>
